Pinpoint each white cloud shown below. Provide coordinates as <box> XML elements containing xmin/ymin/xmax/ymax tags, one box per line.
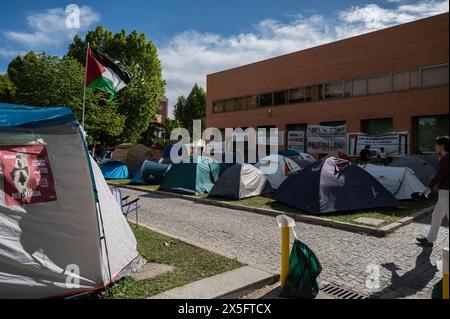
<box><xmin>3</xmin><ymin>6</ymin><xmax>100</xmax><ymax>49</ymax></box>
<box><xmin>0</xmin><ymin>48</ymin><xmax>27</xmax><ymax>58</ymax></box>
<box><xmin>159</xmin><ymin>0</ymin><xmax>449</xmax><ymax>115</ymax></box>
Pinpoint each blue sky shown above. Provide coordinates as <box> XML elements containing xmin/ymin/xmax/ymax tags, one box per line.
<box><xmin>0</xmin><ymin>0</ymin><xmax>448</xmax><ymax>113</ymax></box>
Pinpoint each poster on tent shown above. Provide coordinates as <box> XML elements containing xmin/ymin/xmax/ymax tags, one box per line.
<box><xmin>306</xmin><ymin>125</ymin><xmax>347</xmax><ymax>153</ymax></box>
<box><xmin>346</xmin><ymin>132</ymin><xmax>409</xmax><ymax>157</ymax></box>
<box><xmin>287</xmin><ymin>131</ymin><xmax>305</xmax><ymax>152</ymax></box>
<box><xmin>0</xmin><ymin>144</ymin><xmax>57</xmax><ymax>207</ymax></box>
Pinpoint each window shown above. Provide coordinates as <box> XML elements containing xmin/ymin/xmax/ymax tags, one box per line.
<box><xmin>305</xmin><ymin>85</ymin><xmax>323</xmax><ymax>102</ymax></box>
<box><xmin>213</xmin><ymin>101</ymin><xmax>224</xmax><ymax>113</ymax></box>
<box><xmin>353</xmin><ymin>78</ymin><xmax>367</xmax><ymax>96</ymax></box>
<box><xmin>324</xmin><ymin>82</ymin><xmax>343</xmax><ymax>99</ymax></box>
<box><xmin>246</xmin><ymin>95</ymin><xmax>258</xmax><ymax>109</ymax></box>
<box><xmin>344</xmin><ymin>81</ymin><xmax>352</xmax><ymax>97</ymax></box>
<box><xmin>289</xmin><ymin>88</ymin><xmax>305</xmax><ymax>104</ymax></box>
<box><xmin>224</xmin><ymin>99</ymin><xmax>235</xmax><ymax>112</ymax></box>
<box><xmin>410</xmin><ymin>70</ymin><xmax>420</xmax><ymax>88</ymax></box>
<box><xmin>361</xmin><ymin>118</ymin><xmax>393</xmax><ymax>135</ymax></box>
<box><xmin>368</xmin><ymin>74</ymin><xmax>392</xmax><ymax>94</ymax></box>
<box><xmin>259</xmin><ymin>93</ymin><xmax>273</xmax><ymax>107</ymax></box>
<box><xmin>421</xmin><ymin>65</ymin><xmax>449</xmax><ymax>87</ymax></box>
<box><xmin>414</xmin><ymin>115</ymin><xmax>449</xmax><ymax>153</ymax></box>
<box><xmin>273</xmin><ymin>91</ymin><xmax>288</xmax><ymax>106</ymax></box>
<box><xmin>320</xmin><ymin>121</ymin><xmax>346</xmax><ymax>127</ymax></box>
<box><xmin>234</xmin><ymin>97</ymin><xmax>246</xmax><ymax>111</ymax></box>
<box><xmin>393</xmin><ymin>71</ymin><xmax>410</xmax><ymax>91</ymax></box>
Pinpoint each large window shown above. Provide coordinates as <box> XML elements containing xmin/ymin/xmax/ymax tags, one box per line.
<box><xmin>361</xmin><ymin>118</ymin><xmax>393</xmax><ymax>135</ymax></box>
<box><xmin>410</xmin><ymin>70</ymin><xmax>420</xmax><ymax>88</ymax></box>
<box><xmin>234</xmin><ymin>97</ymin><xmax>246</xmax><ymax>111</ymax></box>
<box><xmin>213</xmin><ymin>101</ymin><xmax>224</xmax><ymax>113</ymax></box>
<box><xmin>415</xmin><ymin>115</ymin><xmax>449</xmax><ymax>153</ymax></box>
<box><xmin>288</xmin><ymin>88</ymin><xmax>305</xmax><ymax>104</ymax></box>
<box><xmin>246</xmin><ymin>95</ymin><xmax>258</xmax><ymax>109</ymax></box>
<box><xmin>305</xmin><ymin>85</ymin><xmax>323</xmax><ymax>102</ymax></box>
<box><xmin>368</xmin><ymin>74</ymin><xmax>392</xmax><ymax>94</ymax></box>
<box><xmin>324</xmin><ymin>82</ymin><xmax>343</xmax><ymax>99</ymax></box>
<box><xmin>421</xmin><ymin>65</ymin><xmax>449</xmax><ymax>88</ymax></box>
<box><xmin>259</xmin><ymin>93</ymin><xmax>273</xmax><ymax>107</ymax></box>
<box><xmin>344</xmin><ymin>81</ymin><xmax>352</xmax><ymax>97</ymax></box>
<box><xmin>224</xmin><ymin>99</ymin><xmax>235</xmax><ymax>112</ymax></box>
<box><xmin>273</xmin><ymin>91</ymin><xmax>288</xmax><ymax>106</ymax></box>
<box><xmin>393</xmin><ymin>71</ymin><xmax>410</xmax><ymax>91</ymax></box>
<box><xmin>353</xmin><ymin>78</ymin><xmax>367</xmax><ymax>96</ymax></box>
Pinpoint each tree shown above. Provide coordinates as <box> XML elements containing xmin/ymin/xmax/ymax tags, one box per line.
<box><xmin>67</xmin><ymin>27</ymin><xmax>166</xmax><ymax>143</ymax></box>
<box><xmin>7</xmin><ymin>51</ymin><xmax>125</xmax><ymax>144</ymax></box>
<box><xmin>173</xmin><ymin>84</ymin><xmax>206</xmax><ymax>134</ymax></box>
<box><xmin>0</xmin><ymin>73</ymin><xmax>15</xmax><ymax>103</ymax></box>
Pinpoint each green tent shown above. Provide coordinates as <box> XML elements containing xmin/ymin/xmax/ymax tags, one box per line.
<box><xmin>160</xmin><ymin>156</ymin><xmax>221</xmax><ymax>194</ymax></box>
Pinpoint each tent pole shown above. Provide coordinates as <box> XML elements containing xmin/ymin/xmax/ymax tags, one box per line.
<box><xmin>96</xmin><ymin>201</ymin><xmax>113</xmax><ymax>284</ymax></box>
<box><xmin>82</xmin><ymin>42</ymin><xmax>90</xmax><ymax>128</ymax></box>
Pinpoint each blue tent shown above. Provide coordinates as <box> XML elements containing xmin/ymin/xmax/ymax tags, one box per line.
<box><xmin>279</xmin><ymin>150</ymin><xmax>300</xmax><ymax>157</ymax></box>
<box><xmin>131</xmin><ymin>160</ymin><xmax>171</xmax><ymax>185</ymax></box>
<box><xmin>100</xmin><ymin>159</ymin><xmax>129</xmax><ymax>179</ymax></box>
<box><xmin>273</xmin><ymin>157</ymin><xmax>399</xmax><ymax>215</ymax></box>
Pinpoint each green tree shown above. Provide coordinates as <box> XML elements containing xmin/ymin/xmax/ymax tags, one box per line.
<box><xmin>67</xmin><ymin>27</ymin><xmax>166</xmax><ymax>143</ymax></box>
<box><xmin>7</xmin><ymin>51</ymin><xmax>125</xmax><ymax>144</ymax></box>
<box><xmin>173</xmin><ymin>84</ymin><xmax>206</xmax><ymax>134</ymax></box>
<box><xmin>0</xmin><ymin>73</ymin><xmax>16</xmax><ymax>103</ymax></box>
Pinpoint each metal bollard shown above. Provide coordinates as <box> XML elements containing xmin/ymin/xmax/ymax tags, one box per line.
<box><xmin>276</xmin><ymin>215</ymin><xmax>296</xmax><ymax>288</ymax></box>
<box><xmin>443</xmin><ymin>247</ymin><xmax>449</xmax><ymax>299</ymax></box>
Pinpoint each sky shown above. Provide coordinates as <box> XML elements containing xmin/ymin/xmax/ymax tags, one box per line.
<box><xmin>0</xmin><ymin>0</ymin><xmax>448</xmax><ymax>115</ymax></box>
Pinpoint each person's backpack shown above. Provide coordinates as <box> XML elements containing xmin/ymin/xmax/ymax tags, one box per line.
<box><xmin>279</xmin><ymin>238</ymin><xmax>322</xmax><ymax>299</ymax></box>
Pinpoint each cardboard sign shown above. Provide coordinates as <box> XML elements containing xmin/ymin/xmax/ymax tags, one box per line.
<box><xmin>0</xmin><ymin>144</ymin><xmax>57</xmax><ymax>206</ymax></box>
<box><xmin>347</xmin><ymin>132</ymin><xmax>409</xmax><ymax>156</ymax></box>
<box><xmin>307</xmin><ymin>125</ymin><xmax>347</xmax><ymax>153</ymax></box>
<box><xmin>287</xmin><ymin>131</ymin><xmax>305</xmax><ymax>152</ymax></box>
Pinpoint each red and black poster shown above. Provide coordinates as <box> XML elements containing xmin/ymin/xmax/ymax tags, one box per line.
<box><xmin>0</xmin><ymin>145</ymin><xmax>57</xmax><ymax>207</ymax></box>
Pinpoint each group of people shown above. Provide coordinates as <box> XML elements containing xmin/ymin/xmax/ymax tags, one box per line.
<box><xmin>359</xmin><ymin>145</ymin><xmax>388</xmax><ymax>165</ymax></box>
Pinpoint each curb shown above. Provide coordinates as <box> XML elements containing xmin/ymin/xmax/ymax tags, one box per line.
<box><xmin>109</xmin><ymin>182</ymin><xmax>435</xmax><ymax>237</ymax></box>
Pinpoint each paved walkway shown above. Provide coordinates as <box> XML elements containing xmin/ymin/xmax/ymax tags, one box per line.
<box><xmin>123</xmin><ymin>188</ymin><xmax>448</xmax><ymax>299</ymax></box>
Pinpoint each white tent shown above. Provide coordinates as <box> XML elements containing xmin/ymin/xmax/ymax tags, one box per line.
<box><xmin>359</xmin><ymin>164</ymin><xmax>425</xmax><ymax>200</ymax></box>
<box><xmin>0</xmin><ymin>104</ymin><xmax>141</xmax><ymax>298</ymax></box>
<box><xmin>255</xmin><ymin>155</ymin><xmax>301</xmax><ymax>189</ymax></box>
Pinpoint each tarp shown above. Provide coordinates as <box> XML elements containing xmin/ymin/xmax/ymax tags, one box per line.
<box><xmin>0</xmin><ymin>103</ymin><xmax>140</xmax><ymax>298</ymax></box>
<box><xmin>389</xmin><ymin>156</ymin><xmax>436</xmax><ymax>186</ymax></box>
<box><xmin>111</xmin><ymin>143</ymin><xmax>153</xmax><ymax>176</ymax></box>
<box><xmin>209</xmin><ymin>164</ymin><xmax>273</xmax><ymax>199</ymax></box>
<box><xmin>359</xmin><ymin>164</ymin><xmax>425</xmax><ymax>200</ymax></box>
<box><xmin>131</xmin><ymin>160</ymin><xmax>171</xmax><ymax>185</ymax></box>
<box><xmin>255</xmin><ymin>155</ymin><xmax>301</xmax><ymax>189</ymax></box>
<box><xmin>99</xmin><ymin>159</ymin><xmax>129</xmax><ymax>179</ymax></box>
<box><xmin>160</xmin><ymin>156</ymin><xmax>221</xmax><ymax>194</ymax></box>
<box><xmin>273</xmin><ymin>157</ymin><xmax>399</xmax><ymax>214</ymax></box>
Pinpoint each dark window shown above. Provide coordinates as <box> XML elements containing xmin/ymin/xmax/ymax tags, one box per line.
<box><xmin>414</xmin><ymin>115</ymin><xmax>449</xmax><ymax>153</ymax></box>
<box><xmin>393</xmin><ymin>71</ymin><xmax>410</xmax><ymax>91</ymax></box>
<box><xmin>288</xmin><ymin>88</ymin><xmax>305</xmax><ymax>104</ymax></box>
<box><xmin>246</xmin><ymin>95</ymin><xmax>258</xmax><ymax>109</ymax></box>
<box><xmin>213</xmin><ymin>101</ymin><xmax>224</xmax><ymax>113</ymax></box>
<box><xmin>224</xmin><ymin>99</ymin><xmax>235</xmax><ymax>112</ymax></box>
<box><xmin>259</xmin><ymin>93</ymin><xmax>273</xmax><ymax>107</ymax></box>
<box><xmin>320</xmin><ymin>121</ymin><xmax>346</xmax><ymax>127</ymax></box>
<box><xmin>344</xmin><ymin>81</ymin><xmax>352</xmax><ymax>97</ymax></box>
<box><xmin>353</xmin><ymin>78</ymin><xmax>367</xmax><ymax>96</ymax></box>
<box><xmin>305</xmin><ymin>85</ymin><xmax>323</xmax><ymax>102</ymax></box>
<box><xmin>410</xmin><ymin>70</ymin><xmax>420</xmax><ymax>88</ymax></box>
<box><xmin>273</xmin><ymin>91</ymin><xmax>288</xmax><ymax>105</ymax></box>
<box><xmin>368</xmin><ymin>74</ymin><xmax>392</xmax><ymax>94</ymax></box>
<box><xmin>421</xmin><ymin>65</ymin><xmax>449</xmax><ymax>87</ymax></box>
<box><xmin>361</xmin><ymin>118</ymin><xmax>393</xmax><ymax>135</ymax></box>
<box><xmin>324</xmin><ymin>82</ymin><xmax>343</xmax><ymax>99</ymax></box>
<box><xmin>233</xmin><ymin>97</ymin><xmax>246</xmax><ymax>111</ymax></box>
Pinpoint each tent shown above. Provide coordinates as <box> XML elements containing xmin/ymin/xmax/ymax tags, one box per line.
<box><xmin>160</xmin><ymin>156</ymin><xmax>221</xmax><ymax>194</ymax></box>
<box><xmin>412</xmin><ymin>154</ymin><xmax>439</xmax><ymax>170</ymax></box>
<box><xmin>111</xmin><ymin>143</ymin><xmax>153</xmax><ymax>176</ymax></box>
<box><xmin>131</xmin><ymin>160</ymin><xmax>171</xmax><ymax>185</ymax></box>
<box><xmin>255</xmin><ymin>155</ymin><xmax>301</xmax><ymax>189</ymax></box>
<box><xmin>209</xmin><ymin>164</ymin><xmax>273</xmax><ymax>199</ymax></box>
<box><xmin>100</xmin><ymin>159</ymin><xmax>129</xmax><ymax>179</ymax></box>
<box><xmin>389</xmin><ymin>156</ymin><xmax>436</xmax><ymax>186</ymax></box>
<box><xmin>273</xmin><ymin>157</ymin><xmax>399</xmax><ymax>214</ymax></box>
<box><xmin>359</xmin><ymin>164</ymin><xmax>426</xmax><ymax>200</ymax></box>
<box><xmin>0</xmin><ymin>103</ymin><xmax>141</xmax><ymax>298</ymax></box>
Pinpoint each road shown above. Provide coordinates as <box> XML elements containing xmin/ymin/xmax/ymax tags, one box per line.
<box><xmin>122</xmin><ymin>188</ymin><xmax>448</xmax><ymax>299</ymax></box>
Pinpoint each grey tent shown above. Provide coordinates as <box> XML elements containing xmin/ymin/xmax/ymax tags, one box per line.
<box><xmin>389</xmin><ymin>155</ymin><xmax>436</xmax><ymax>186</ymax></box>
<box><xmin>209</xmin><ymin>164</ymin><xmax>273</xmax><ymax>199</ymax></box>
<box><xmin>412</xmin><ymin>154</ymin><xmax>439</xmax><ymax>170</ymax></box>
<box><xmin>273</xmin><ymin>157</ymin><xmax>399</xmax><ymax>215</ymax></box>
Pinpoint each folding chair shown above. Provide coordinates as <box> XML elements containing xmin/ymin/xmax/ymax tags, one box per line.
<box><xmin>110</xmin><ymin>187</ymin><xmax>140</xmax><ymax>227</ymax></box>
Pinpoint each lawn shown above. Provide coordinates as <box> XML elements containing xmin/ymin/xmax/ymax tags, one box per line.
<box><xmin>105</xmin><ymin>225</ymin><xmax>242</xmax><ymax>299</ymax></box>
<box><xmin>107</xmin><ymin>179</ymin><xmax>437</xmax><ymax>228</ymax></box>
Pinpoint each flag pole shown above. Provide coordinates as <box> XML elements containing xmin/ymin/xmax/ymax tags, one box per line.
<box><xmin>82</xmin><ymin>42</ymin><xmax>90</xmax><ymax>128</ymax></box>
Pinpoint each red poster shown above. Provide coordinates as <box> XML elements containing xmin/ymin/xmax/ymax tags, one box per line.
<box><xmin>0</xmin><ymin>145</ymin><xmax>57</xmax><ymax>206</ymax></box>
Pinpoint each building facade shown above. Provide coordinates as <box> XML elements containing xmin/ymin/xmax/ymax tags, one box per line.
<box><xmin>206</xmin><ymin>13</ymin><xmax>449</xmax><ymax>153</ymax></box>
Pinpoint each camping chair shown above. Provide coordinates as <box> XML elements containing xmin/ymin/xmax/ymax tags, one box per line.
<box><xmin>110</xmin><ymin>187</ymin><xmax>140</xmax><ymax>227</ymax></box>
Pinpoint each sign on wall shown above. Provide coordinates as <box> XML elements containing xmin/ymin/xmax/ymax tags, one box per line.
<box><xmin>347</xmin><ymin>132</ymin><xmax>409</xmax><ymax>157</ymax></box>
<box><xmin>307</xmin><ymin>125</ymin><xmax>347</xmax><ymax>153</ymax></box>
<box><xmin>0</xmin><ymin>144</ymin><xmax>57</xmax><ymax>207</ymax></box>
<box><xmin>287</xmin><ymin>131</ymin><xmax>305</xmax><ymax>152</ymax></box>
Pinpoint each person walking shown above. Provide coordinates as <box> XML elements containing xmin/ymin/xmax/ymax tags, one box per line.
<box><xmin>416</xmin><ymin>136</ymin><xmax>449</xmax><ymax>247</ymax></box>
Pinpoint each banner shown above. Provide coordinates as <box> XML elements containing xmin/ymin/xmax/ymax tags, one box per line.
<box><xmin>287</xmin><ymin>131</ymin><xmax>305</xmax><ymax>152</ymax></box>
<box><xmin>0</xmin><ymin>144</ymin><xmax>57</xmax><ymax>207</ymax></box>
<box><xmin>347</xmin><ymin>132</ymin><xmax>409</xmax><ymax>157</ymax></box>
<box><xmin>307</xmin><ymin>125</ymin><xmax>347</xmax><ymax>153</ymax></box>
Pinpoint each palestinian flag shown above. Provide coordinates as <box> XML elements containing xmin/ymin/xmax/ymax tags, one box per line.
<box><xmin>86</xmin><ymin>48</ymin><xmax>132</xmax><ymax>100</ymax></box>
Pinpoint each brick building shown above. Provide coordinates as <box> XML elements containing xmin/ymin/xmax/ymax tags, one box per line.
<box><xmin>206</xmin><ymin>13</ymin><xmax>449</xmax><ymax>153</ymax></box>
